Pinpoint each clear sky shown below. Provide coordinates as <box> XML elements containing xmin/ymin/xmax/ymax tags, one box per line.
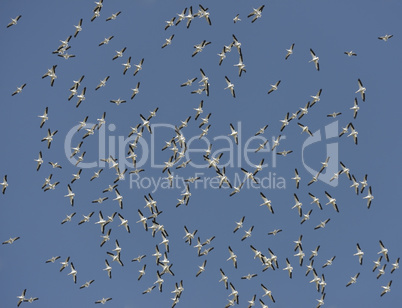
<box><xmin>1</xmin><ymin>0</ymin><xmax>401</xmax><ymax>307</ymax></box>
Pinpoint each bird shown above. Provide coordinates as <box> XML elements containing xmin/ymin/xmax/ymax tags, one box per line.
<box><xmin>247</xmin><ymin>5</ymin><xmax>265</xmax><ymax>23</ymax></box>
<box><xmin>228</xmin><ymin>283</ymin><xmax>239</xmax><ymax>304</ymax></box>
<box><xmin>309</xmin><ymin>48</ymin><xmax>320</xmax><ymax>71</ymax></box>
<box><xmin>227</xmin><ymin>246</ymin><xmax>238</xmax><ymax>268</ymax></box>
<box><xmin>317</xmin><ymin>156</ymin><xmax>331</xmax><ymax>176</ymax></box>
<box><xmin>181</xmin><ymin>77</ymin><xmax>197</xmax><ymax>87</ymax></box>
<box><xmin>233</xmin><ymin>14</ymin><xmax>241</xmax><ymax>23</ymax></box>
<box><xmin>12</xmin><ymin>83</ymin><xmax>26</xmax><ymax>96</ymax></box>
<box><xmin>99</xmin><ymin>36</ymin><xmax>114</xmax><ymax>46</ymax></box>
<box><xmin>261</xmin><ymin>283</ymin><xmax>275</xmax><ymax>302</ymax></box>
<box><xmin>183</xmin><ymin>226</ymin><xmax>197</xmax><ymax>245</ymax></box>
<box><xmin>59</xmin><ymin>256</ymin><xmax>70</xmax><ymax>272</ymax></box>
<box><xmin>271</xmin><ymin>135</ymin><xmax>281</xmax><ymax>150</ymax></box>
<box><xmin>34</xmin><ymin>151</ymin><xmax>43</xmax><ymax>171</ymax></box>
<box><xmin>64</xmin><ymin>185</ymin><xmax>75</xmax><ymax>206</ymax></box>
<box><xmin>17</xmin><ymin>289</ymin><xmax>26</xmax><ymax>307</ymax></box>
<box><xmin>61</xmin><ymin>212</ymin><xmax>76</xmax><ymax>224</ymax></box>
<box><xmin>110</xmin><ymin>98</ymin><xmax>127</xmax><ymax>106</ymax></box>
<box><xmin>138</xmin><ymin>264</ymin><xmax>146</xmax><ymax>281</ymax></box>
<box><xmin>255</xmin><ymin>125</ymin><xmax>268</xmax><ymax>136</ymax></box>
<box><xmin>310</xmin><ymin>89</ymin><xmax>323</xmax><ymax>106</ymax></box>
<box><xmin>316</xmin><ymin>293</ymin><xmax>326</xmax><ymax>308</ymax></box>
<box><xmin>346</xmin><ymin>273</ymin><xmax>360</xmax><ymax>287</ymax></box>
<box><xmin>113</xmin><ymin>189</ymin><xmax>123</xmax><ymax>209</ymax></box>
<box><xmin>195</xmin><ymin>4</ymin><xmax>211</xmax><ymax>25</ymax></box>
<box><xmin>118</xmin><ymin>213</ymin><xmax>130</xmax><ymax>233</ymax></box>
<box><xmin>268</xmin><ymin>80</ymin><xmax>281</xmax><ymax>94</ymax></box>
<box><xmin>73</xmin><ymin>18</ymin><xmax>83</xmax><ymax>37</ymax></box>
<box><xmin>378</xmin><ymin>34</ymin><xmax>393</xmax><ymax>41</ymax></box>
<box><xmin>391</xmin><ymin>258</ymin><xmax>400</xmax><ymax>274</ymax></box>
<box><xmin>324</xmin><ymin>191</ymin><xmax>339</xmax><ymax>212</ymax></box>
<box><xmin>23</xmin><ymin>297</ymin><xmax>39</xmax><ymax>304</ymax></box>
<box><xmin>136</xmin><ymin>209</ymin><xmax>148</xmax><ymax>231</ymax></box>
<box><xmin>228</xmin><ymin>123</ymin><xmax>238</xmax><ymax>144</ymax></box>
<box><xmin>76</xmin><ymin>87</ymin><xmax>87</xmax><ymax>108</ymax></box>
<box><xmin>7</xmin><ymin>15</ymin><xmax>22</xmax><ymax>28</ymax></box>
<box><xmin>356</xmin><ymin>79</ymin><xmax>366</xmax><ymax>102</ymax></box>
<box><xmin>233</xmin><ymin>216</ymin><xmax>245</xmax><ymax>233</ymax></box>
<box><xmin>38</xmin><ymin>107</ymin><xmax>49</xmax><ymax>128</ymax></box>
<box><xmin>280</xmin><ymin>113</ymin><xmax>291</xmax><ymax>131</ymax></box>
<box><xmin>309</xmin><ymin>269</ymin><xmax>321</xmax><ymax>291</ymax></box>
<box><xmin>259</xmin><ymin>192</ymin><xmax>274</xmax><ymax>214</ymax></box>
<box><xmin>283</xmin><ymin>258</ymin><xmax>293</xmax><ymax>278</ymax></box>
<box><xmin>162</xmin><ymin>35</ymin><xmax>174</xmax><ymax>48</ymax></box>
<box><xmin>142</xmin><ymin>286</ymin><xmax>155</xmax><ymax>295</ymax></box>
<box><xmin>224</xmin><ymin>76</ymin><xmax>236</xmax><ymax>98</ymax></box>
<box><xmin>185</xmin><ymin>6</ymin><xmax>194</xmax><ymax>28</ymax></box>
<box><xmin>80</xmin><ymin>280</ymin><xmax>95</xmax><ymax>289</ymax></box>
<box><xmin>78</xmin><ymin>212</ymin><xmax>94</xmax><ymax>225</ymax></box>
<box><xmin>233</xmin><ymin>50</ymin><xmax>246</xmax><ymax>76</ymax></box>
<box><xmin>95</xmin><ymin>297</ymin><xmax>112</xmax><ymax>304</ymax></box>
<box><xmin>42</xmin><ymin>65</ymin><xmax>57</xmax><ymax>86</ymax></box>
<box><xmin>344</xmin><ymin>50</ymin><xmax>357</xmax><ymax>57</ymax></box>
<box><xmin>298</xmin><ymin>102</ymin><xmax>310</xmax><ymax>119</ymax></box>
<box><xmin>103</xmin><ymin>260</ymin><xmax>112</xmax><ymax>279</ymax></box>
<box><xmin>46</xmin><ymin>256</ymin><xmax>61</xmax><ymax>263</ymax></box>
<box><xmin>91</xmin><ymin>9</ymin><xmax>101</xmax><ymax>22</ymax></box>
<box><xmin>380</xmin><ymin>280</ymin><xmax>392</xmax><ymax>297</ymax></box>
<box><xmin>360</xmin><ymin>174</ymin><xmax>368</xmax><ymax>193</ymax></box>
<box><xmin>95</xmin><ymin>76</ymin><xmax>110</xmax><ymax>90</ymax></box>
<box><xmin>175</xmin><ymin>7</ymin><xmax>188</xmax><ymax>25</ymax></box>
<box><xmin>363</xmin><ymin>186</ymin><xmax>374</xmax><ymax>209</ymax></box>
<box><xmin>294</xmin><ymin>234</ymin><xmax>303</xmax><ymax>251</ymax></box>
<box><xmin>95</xmin><ymin>211</ymin><xmax>110</xmax><ymax>234</ymax></box>
<box><xmin>285</xmin><ymin>43</ymin><xmax>295</xmax><ymax>60</ymax></box>
<box><xmin>107</xmin><ymin>251</ymin><xmax>124</xmax><ymax>267</ymax></box>
<box><xmin>378</xmin><ymin>240</ymin><xmax>389</xmax><ymax>262</ymax></box>
<box><xmin>164</xmin><ymin>17</ymin><xmax>175</xmax><ymax>30</ymax></box>
<box><xmin>106</xmin><ymin>11</ymin><xmax>121</xmax><ymax>21</ymax></box>
<box><xmin>68</xmin><ymin>262</ymin><xmax>77</xmax><ymax>283</ymax></box>
<box><xmin>292</xmin><ymin>193</ymin><xmax>303</xmax><ymax>217</ymax></box>
<box><xmin>277</xmin><ymin>150</ymin><xmax>293</xmax><ymax>156</ymax></box>
<box><xmin>133</xmin><ymin>58</ymin><xmax>144</xmax><ymax>76</ymax></box>
<box><xmin>2</xmin><ymin>236</ymin><xmax>20</xmax><ymax>245</ymax></box>
<box><xmin>377</xmin><ymin>266</ymin><xmax>387</xmax><ymax>280</ymax></box>
<box><xmin>43</xmin><ymin>180</ymin><xmax>60</xmax><ymax>192</ymax></box>
<box><xmin>373</xmin><ymin>256</ymin><xmax>383</xmax><ymax>272</ymax></box>
<box><xmin>298</xmin><ymin>123</ymin><xmax>313</xmax><ymax>136</ymax></box>
<box><xmin>192</xmin><ymin>40</ymin><xmax>211</xmax><ymax>57</ymax></box>
<box><xmin>314</xmin><ymin>218</ymin><xmax>330</xmax><ymax>230</ymax></box>
<box><xmin>154</xmin><ymin>271</ymin><xmax>164</xmax><ymax>292</ymax></box>
<box><xmin>308</xmin><ymin>193</ymin><xmax>322</xmax><ymax>210</ymax></box>
<box><xmin>322</xmin><ymin>256</ymin><xmax>336</xmax><ymax>268</ymax></box>
<box><xmin>305</xmin><ymin>259</ymin><xmax>315</xmax><ymax>277</ymax></box>
<box><xmin>309</xmin><ymin>246</ymin><xmax>320</xmax><ymax>260</ymax></box>
<box><xmin>0</xmin><ymin>175</ymin><xmax>8</xmax><ymax>195</ymax></box>
<box><xmin>196</xmin><ymin>260</ymin><xmax>207</xmax><ymax>277</ymax></box>
<box><xmin>354</xmin><ymin>243</ymin><xmax>364</xmax><ymax>265</ymax></box>
<box><xmin>241</xmin><ymin>226</ymin><xmax>254</xmax><ymax>241</ymax></box>
<box><xmin>219</xmin><ymin>268</ymin><xmax>229</xmax><ymax>289</ymax></box>
<box><xmin>351</xmin><ymin>98</ymin><xmax>360</xmax><ymax>118</ymax></box>
<box><xmin>301</xmin><ymin>209</ymin><xmax>313</xmax><ymax>225</ymax></box>
<box><xmin>327</xmin><ymin>112</ymin><xmax>342</xmax><ymax>118</ymax></box>
<box><xmin>347</xmin><ymin>122</ymin><xmax>358</xmax><ymax>145</ymax></box>
<box><xmin>268</xmin><ymin>229</ymin><xmax>282</xmax><ymax>236</ymax></box>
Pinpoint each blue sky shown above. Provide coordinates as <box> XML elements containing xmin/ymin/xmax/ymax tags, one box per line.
<box><xmin>1</xmin><ymin>0</ymin><xmax>402</xmax><ymax>307</ymax></box>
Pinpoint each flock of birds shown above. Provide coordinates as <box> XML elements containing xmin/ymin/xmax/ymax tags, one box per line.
<box><xmin>3</xmin><ymin>1</ymin><xmax>398</xmax><ymax>307</ymax></box>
